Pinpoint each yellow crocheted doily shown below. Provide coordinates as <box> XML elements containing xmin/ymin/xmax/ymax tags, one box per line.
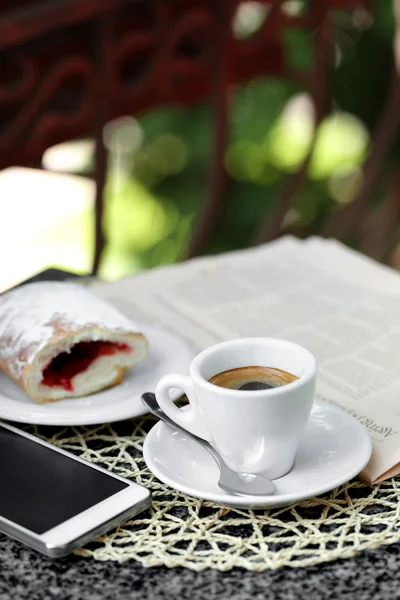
<box><xmin>27</xmin><ymin>417</ymin><xmax>400</xmax><ymax>571</ymax></box>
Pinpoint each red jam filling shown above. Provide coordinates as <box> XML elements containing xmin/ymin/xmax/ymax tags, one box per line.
<box><xmin>41</xmin><ymin>341</ymin><xmax>131</xmax><ymax>391</ymax></box>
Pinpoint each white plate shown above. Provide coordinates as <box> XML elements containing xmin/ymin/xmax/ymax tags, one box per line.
<box><xmin>143</xmin><ymin>401</ymin><xmax>372</xmax><ymax>509</ymax></box>
<box><xmin>0</xmin><ymin>324</ymin><xmax>194</xmax><ymax>426</ymax></box>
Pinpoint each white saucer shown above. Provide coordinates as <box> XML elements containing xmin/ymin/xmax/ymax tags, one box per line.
<box><xmin>143</xmin><ymin>401</ymin><xmax>372</xmax><ymax>509</ymax></box>
<box><xmin>0</xmin><ymin>324</ymin><xmax>194</xmax><ymax>426</ymax></box>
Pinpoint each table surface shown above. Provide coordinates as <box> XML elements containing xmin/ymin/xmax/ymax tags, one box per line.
<box><xmin>1</xmin><ymin>270</ymin><xmax>399</xmax><ymax>600</ymax></box>
<box><xmin>1</xmin><ymin>532</ymin><xmax>400</xmax><ymax>600</ymax></box>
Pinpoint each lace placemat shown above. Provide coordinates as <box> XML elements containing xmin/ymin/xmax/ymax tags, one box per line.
<box><xmin>27</xmin><ymin>417</ymin><xmax>400</xmax><ymax>572</ymax></box>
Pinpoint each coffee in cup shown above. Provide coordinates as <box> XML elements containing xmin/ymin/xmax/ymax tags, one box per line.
<box><xmin>209</xmin><ymin>366</ymin><xmax>298</xmax><ymax>391</ymax></box>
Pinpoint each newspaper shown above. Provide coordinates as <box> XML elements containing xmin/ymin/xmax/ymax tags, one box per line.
<box><xmin>90</xmin><ymin>236</ymin><xmax>400</xmax><ymax>484</ymax></box>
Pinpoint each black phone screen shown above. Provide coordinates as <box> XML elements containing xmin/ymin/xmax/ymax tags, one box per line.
<box><xmin>0</xmin><ymin>426</ymin><xmax>128</xmax><ymax>534</ymax></box>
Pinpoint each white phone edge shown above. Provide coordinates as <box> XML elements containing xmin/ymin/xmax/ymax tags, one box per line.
<box><xmin>0</xmin><ymin>421</ymin><xmax>152</xmax><ymax>558</ymax></box>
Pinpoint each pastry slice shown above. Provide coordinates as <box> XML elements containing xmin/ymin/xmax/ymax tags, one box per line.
<box><xmin>0</xmin><ymin>281</ymin><xmax>148</xmax><ymax>403</ymax></box>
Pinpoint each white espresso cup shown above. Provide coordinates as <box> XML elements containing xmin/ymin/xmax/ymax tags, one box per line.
<box><xmin>155</xmin><ymin>338</ymin><xmax>317</xmax><ymax>480</ymax></box>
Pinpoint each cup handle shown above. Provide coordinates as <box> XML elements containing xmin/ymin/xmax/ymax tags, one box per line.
<box><xmin>155</xmin><ymin>374</ymin><xmax>212</xmax><ymax>441</ymax></box>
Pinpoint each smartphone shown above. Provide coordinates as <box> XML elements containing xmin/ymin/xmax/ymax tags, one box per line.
<box><xmin>0</xmin><ymin>422</ymin><xmax>151</xmax><ymax>557</ymax></box>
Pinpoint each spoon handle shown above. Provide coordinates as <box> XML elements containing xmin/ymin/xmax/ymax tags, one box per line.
<box><xmin>142</xmin><ymin>396</ymin><xmax>225</xmax><ymax>470</ymax></box>
<box><xmin>163</xmin><ymin>422</ymin><xmax>225</xmax><ymax>470</ymax></box>
<box><xmin>141</xmin><ymin>393</ymin><xmax>276</xmax><ymax>497</ymax></box>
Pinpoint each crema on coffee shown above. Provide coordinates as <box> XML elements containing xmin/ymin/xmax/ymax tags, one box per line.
<box><xmin>209</xmin><ymin>366</ymin><xmax>298</xmax><ymax>391</ymax></box>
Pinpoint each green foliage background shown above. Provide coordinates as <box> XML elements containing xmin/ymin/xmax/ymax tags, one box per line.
<box><xmin>56</xmin><ymin>4</ymin><xmax>397</xmax><ymax>280</ymax></box>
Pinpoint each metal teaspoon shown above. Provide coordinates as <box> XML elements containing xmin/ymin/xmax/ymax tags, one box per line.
<box><xmin>141</xmin><ymin>392</ymin><xmax>276</xmax><ymax>497</ymax></box>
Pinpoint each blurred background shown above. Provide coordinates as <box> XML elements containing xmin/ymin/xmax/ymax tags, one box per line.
<box><xmin>0</xmin><ymin>0</ymin><xmax>398</xmax><ymax>291</ymax></box>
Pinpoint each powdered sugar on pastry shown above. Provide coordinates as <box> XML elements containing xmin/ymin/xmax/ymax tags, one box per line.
<box><xmin>0</xmin><ymin>282</ymin><xmax>135</xmax><ymax>378</ymax></box>
<box><xmin>0</xmin><ymin>282</ymin><xmax>148</xmax><ymax>402</ymax></box>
